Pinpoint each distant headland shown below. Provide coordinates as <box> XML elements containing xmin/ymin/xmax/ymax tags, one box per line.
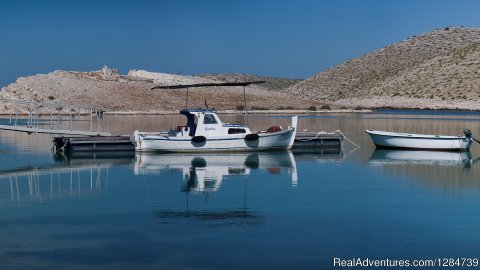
<box><xmin>2</xmin><ymin>26</ymin><xmax>480</xmax><ymax>113</ymax></box>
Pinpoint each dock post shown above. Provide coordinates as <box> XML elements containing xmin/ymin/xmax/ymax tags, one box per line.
<box><xmin>96</xmin><ymin>110</ymin><xmax>100</xmax><ymax>132</ymax></box>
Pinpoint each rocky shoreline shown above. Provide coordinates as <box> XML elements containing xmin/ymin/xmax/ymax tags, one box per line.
<box><xmin>5</xmin><ymin>106</ymin><xmax>480</xmax><ymax>116</ymax></box>
<box><xmin>0</xmin><ymin>108</ymin><xmax>373</xmax><ymax>116</ymax></box>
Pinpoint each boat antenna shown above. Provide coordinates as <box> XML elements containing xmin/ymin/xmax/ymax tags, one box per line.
<box><xmin>185</xmin><ymin>87</ymin><xmax>189</xmax><ymax>109</ymax></box>
<box><xmin>204</xmin><ymin>99</ymin><xmax>209</xmax><ymax>109</ymax></box>
<box><xmin>243</xmin><ymin>85</ymin><xmax>249</xmax><ymax>126</ymax></box>
<box><xmin>243</xmin><ymin>86</ymin><xmax>248</xmax><ymax>116</ymax></box>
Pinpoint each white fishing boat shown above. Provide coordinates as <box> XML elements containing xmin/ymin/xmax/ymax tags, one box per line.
<box><xmin>365</xmin><ymin>129</ymin><xmax>473</xmax><ymax>151</ymax></box>
<box><xmin>134</xmin><ymin>109</ymin><xmax>297</xmax><ymax>152</ymax></box>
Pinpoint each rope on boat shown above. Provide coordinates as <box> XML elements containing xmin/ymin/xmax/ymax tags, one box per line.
<box><xmin>335</xmin><ymin>130</ymin><xmax>360</xmax><ymax>149</ymax></box>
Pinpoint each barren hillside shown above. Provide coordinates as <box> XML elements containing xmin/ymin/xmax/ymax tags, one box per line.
<box><xmin>286</xmin><ymin>27</ymin><xmax>480</xmax><ymax>110</ymax></box>
<box><xmin>0</xmin><ymin>67</ymin><xmax>320</xmax><ymax>113</ymax></box>
<box><xmin>4</xmin><ymin>27</ymin><xmax>478</xmax><ymax>113</ymax></box>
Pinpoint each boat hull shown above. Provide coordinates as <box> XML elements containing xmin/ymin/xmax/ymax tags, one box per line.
<box><xmin>365</xmin><ymin>130</ymin><xmax>472</xmax><ymax>151</ymax></box>
<box><xmin>135</xmin><ymin>129</ymin><xmax>296</xmax><ymax>153</ymax></box>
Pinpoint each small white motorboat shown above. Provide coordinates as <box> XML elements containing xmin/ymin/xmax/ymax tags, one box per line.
<box><xmin>134</xmin><ymin>109</ymin><xmax>297</xmax><ymax>153</ymax></box>
<box><xmin>365</xmin><ymin>129</ymin><xmax>473</xmax><ymax>151</ymax></box>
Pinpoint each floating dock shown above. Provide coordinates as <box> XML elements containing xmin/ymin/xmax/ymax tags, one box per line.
<box><xmin>53</xmin><ymin>136</ymin><xmax>135</xmax><ymax>154</ymax></box>
<box><xmin>293</xmin><ymin>132</ymin><xmax>343</xmax><ymax>149</ymax></box>
<box><xmin>53</xmin><ymin>132</ymin><xmax>343</xmax><ymax>154</ymax></box>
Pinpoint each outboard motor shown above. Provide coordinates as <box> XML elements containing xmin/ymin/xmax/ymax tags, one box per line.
<box><xmin>464</xmin><ymin>128</ymin><xmax>480</xmax><ymax>144</ymax></box>
<box><xmin>464</xmin><ymin>129</ymin><xmax>473</xmax><ymax>139</ymax></box>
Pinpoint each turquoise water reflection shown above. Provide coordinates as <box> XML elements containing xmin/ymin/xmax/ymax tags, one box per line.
<box><xmin>0</xmin><ymin>150</ymin><xmax>344</xmax><ymax>269</ymax></box>
<box><xmin>1</xmin><ymin>111</ymin><xmax>480</xmax><ymax>269</ymax></box>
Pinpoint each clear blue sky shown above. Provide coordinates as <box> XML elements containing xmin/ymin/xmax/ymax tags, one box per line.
<box><xmin>1</xmin><ymin>0</ymin><xmax>479</xmax><ymax>87</ymax></box>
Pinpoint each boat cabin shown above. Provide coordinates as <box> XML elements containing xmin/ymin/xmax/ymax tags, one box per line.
<box><xmin>173</xmin><ymin>109</ymin><xmax>251</xmax><ymax>138</ymax></box>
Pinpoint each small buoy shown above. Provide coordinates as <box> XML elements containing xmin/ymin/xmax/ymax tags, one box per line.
<box><xmin>244</xmin><ymin>133</ymin><xmax>259</xmax><ymax>141</ymax></box>
<box><xmin>191</xmin><ymin>136</ymin><xmax>207</xmax><ymax>143</ymax></box>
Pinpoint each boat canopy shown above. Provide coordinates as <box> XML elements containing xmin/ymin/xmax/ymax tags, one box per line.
<box><xmin>152</xmin><ymin>81</ymin><xmax>265</xmax><ymax>90</ymax></box>
<box><xmin>179</xmin><ymin>109</ymin><xmax>216</xmax><ymax>115</ymax></box>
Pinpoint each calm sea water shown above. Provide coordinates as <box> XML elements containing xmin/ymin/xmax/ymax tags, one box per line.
<box><xmin>1</xmin><ymin>111</ymin><xmax>480</xmax><ymax>269</ymax></box>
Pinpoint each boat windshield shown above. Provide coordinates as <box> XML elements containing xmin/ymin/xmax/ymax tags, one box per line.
<box><xmin>203</xmin><ymin>114</ymin><xmax>217</xmax><ymax>124</ymax></box>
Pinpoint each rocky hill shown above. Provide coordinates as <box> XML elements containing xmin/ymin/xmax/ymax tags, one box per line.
<box><xmin>0</xmin><ymin>67</ymin><xmax>320</xmax><ymax>113</ymax></box>
<box><xmin>286</xmin><ymin>27</ymin><xmax>480</xmax><ymax>110</ymax></box>
<box><xmin>4</xmin><ymin>27</ymin><xmax>479</xmax><ymax>113</ymax></box>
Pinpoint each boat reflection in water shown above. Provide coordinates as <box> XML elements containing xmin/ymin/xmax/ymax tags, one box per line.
<box><xmin>367</xmin><ymin>149</ymin><xmax>480</xmax><ymax>190</ymax></box>
<box><xmin>368</xmin><ymin>149</ymin><xmax>473</xmax><ymax>168</ymax></box>
<box><xmin>134</xmin><ymin>151</ymin><xmax>308</xmax><ymax>226</ymax></box>
<box><xmin>134</xmin><ymin>151</ymin><xmax>299</xmax><ymax>190</ymax></box>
